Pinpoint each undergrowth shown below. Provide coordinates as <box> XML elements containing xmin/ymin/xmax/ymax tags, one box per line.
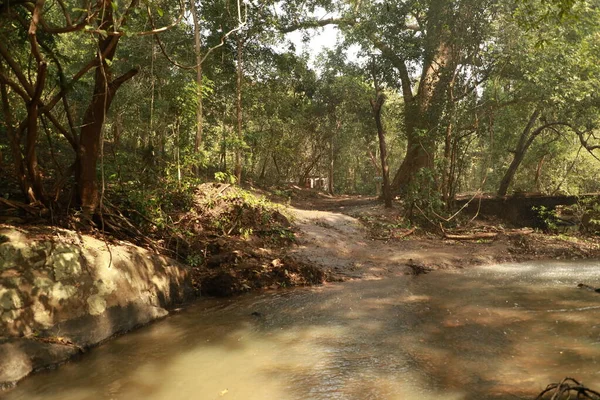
<box><xmin>107</xmin><ymin>181</ymin><xmax>296</xmax><ymax>266</ymax></box>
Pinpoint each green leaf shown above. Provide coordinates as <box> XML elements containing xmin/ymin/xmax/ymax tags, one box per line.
<box><xmin>157</xmin><ymin>7</ymin><xmax>164</xmax><ymax>17</ymax></box>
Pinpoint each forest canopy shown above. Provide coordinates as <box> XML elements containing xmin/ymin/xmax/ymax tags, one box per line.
<box><xmin>1</xmin><ymin>0</ymin><xmax>600</xmax><ymax>219</ymax></box>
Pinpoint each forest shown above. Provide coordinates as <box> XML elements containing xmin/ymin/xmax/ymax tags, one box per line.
<box><xmin>3</xmin><ymin>1</ymin><xmax>600</xmax><ymax>397</ymax></box>
<box><xmin>1</xmin><ymin>0</ymin><xmax>600</xmax><ymax>221</ymax></box>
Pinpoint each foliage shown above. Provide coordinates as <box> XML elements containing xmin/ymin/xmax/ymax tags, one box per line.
<box><xmin>532</xmin><ymin>205</ymin><xmax>560</xmax><ymax>232</ymax></box>
<box><xmin>1</xmin><ymin>0</ymin><xmax>600</xmax><ymax>232</ymax></box>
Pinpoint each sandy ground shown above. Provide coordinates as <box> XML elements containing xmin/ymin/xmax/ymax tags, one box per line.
<box><xmin>286</xmin><ymin>195</ymin><xmax>600</xmax><ymax>281</ymax></box>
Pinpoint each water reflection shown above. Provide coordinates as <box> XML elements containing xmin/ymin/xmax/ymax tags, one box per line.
<box><xmin>4</xmin><ymin>261</ymin><xmax>600</xmax><ymax>400</ymax></box>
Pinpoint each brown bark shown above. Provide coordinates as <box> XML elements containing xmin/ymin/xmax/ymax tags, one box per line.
<box><xmin>386</xmin><ymin>2</ymin><xmax>457</xmax><ymax>195</ymax></box>
<box><xmin>77</xmin><ymin>3</ymin><xmax>138</xmax><ymax>215</ymax></box>
<box><xmin>21</xmin><ymin>2</ymin><xmax>47</xmax><ymax>203</ymax></box>
<box><xmin>534</xmin><ymin>155</ymin><xmax>545</xmax><ymax>192</ymax></box>
<box><xmin>328</xmin><ymin>135</ymin><xmax>334</xmax><ymax>195</ymax></box>
<box><xmin>328</xmin><ymin>118</ymin><xmax>341</xmax><ymax>195</ymax></box>
<box><xmin>190</xmin><ymin>0</ymin><xmax>204</xmax><ymax>169</ymax></box>
<box><xmin>234</xmin><ymin>35</ymin><xmax>244</xmax><ymax>184</ymax></box>
<box><xmin>0</xmin><ymin>78</ymin><xmax>36</xmax><ymax>202</ymax></box>
<box><xmin>370</xmin><ymin>92</ymin><xmax>392</xmax><ymax>208</ymax></box>
<box><xmin>497</xmin><ymin>110</ymin><xmax>540</xmax><ymax>196</ymax></box>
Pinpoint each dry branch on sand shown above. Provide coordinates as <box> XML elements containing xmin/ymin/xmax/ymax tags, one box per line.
<box><xmin>444</xmin><ymin>232</ymin><xmax>499</xmax><ymax>240</ymax></box>
<box><xmin>536</xmin><ymin>377</ymin><xmax>600</xmax><ymax>400</ymax></box>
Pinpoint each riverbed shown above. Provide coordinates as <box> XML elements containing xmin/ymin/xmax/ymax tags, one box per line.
<box><xmin>4</xmin><ymin>261</ymin><xmax>600</xmax><ymax>400</ymax></box>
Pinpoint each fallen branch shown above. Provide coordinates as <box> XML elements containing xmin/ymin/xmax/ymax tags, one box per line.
<box><xmin>396</xmin><ymin>227</ymin><xmax>416</xmax><ymax>239</ymax></box>
<box><xmin>444</xmin><ymin>232</ymin><xmax>498</xmax><ymax>240</ymax></box>
<box><xmin>505</xmin><ymin>228</ymin><xmax>534</xmax><ymax>236</ymax></box>
<box><xmin>0</xmin><ymin>197</ymin><xmax>47</xmax><ymax>216</ymax></box>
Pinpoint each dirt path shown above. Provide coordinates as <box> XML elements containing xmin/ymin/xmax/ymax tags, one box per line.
<box><xmin>286</xmin><ymin>195</ymin><xmax>600</xmax><ymax>281</ymax></box>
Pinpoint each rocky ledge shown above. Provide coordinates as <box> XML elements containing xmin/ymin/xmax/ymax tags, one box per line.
<box><xmin>0</xmin><ymin>225</ymin><xmax>193</xmax><ymax>390</ymax></box>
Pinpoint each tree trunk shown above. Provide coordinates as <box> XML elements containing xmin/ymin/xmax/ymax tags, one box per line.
<box><xmin>391</xmin><ymin>113</ymin><xmax>435</xmax><ymax>193</ymax></box>
<box><xmin>298</xmin><ymin>153</ymin><xmax>323</xmax><ymax>187</ymax></box>
<box><xmin>535</xmin><ymin>155</ymin><xmax>545</xmax><ymax>191</ymax></box>
<box><xmin>25</xmin><ymin>71</ymin><xmax>46</xmax><ymax>203</ymax></box>
<box><xmin>0</xmin><ymin>80</ymin><xmax>36</xmax><ymax>202</ymax></box>
<box><xmin>389</xmin><ymin>2</ymin><xmax>456</xmax><ymax>195</ymax></box>
<box><xmin>77</xmin><ymin>26</ymin><xmax>137</xmax><ymax>215</ymax></box>
<box><xmin>234</xmin><ymin>36</ymin><xmax>244</xmax><ymax>184</ymax></box>
<box><xmin>370</xmin><ymin>93</ymin><xmax>392</xmax><ymax>208</ymax></box>
<box><xmin>77</xmin><ymin>65</ymin><xmax>111</xmax><ymax>215</ymax></box>
<box><xmin>190</xmin><ymin>0</ymin><xmax>204</xmax><ymax>172</ymax></box>
<box><xmin>497</xmin><ymin>110</ymin><xmax>540</xmax><ymax>196</ymax></box>
<box><xmin>328</xmin><ymin>135</ymin><xmax>334</xmax><ymax>195</ymax></box>
<box><xmin>259</xmin><ymin>153</ymin><xmax>268</xmax><ymax>181</ymax></box>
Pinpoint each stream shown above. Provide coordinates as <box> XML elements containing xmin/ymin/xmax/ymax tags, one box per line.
<box><xmin>4</xmin><ymin>260</ymin><xmax>600</xmax><ymax>400</ymax></box>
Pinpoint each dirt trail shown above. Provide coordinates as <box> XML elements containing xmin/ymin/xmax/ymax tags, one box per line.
<box><xmin>286</xmin><ymin>195</ymin><xmax>600</xmax><ymax>281</ymax></box>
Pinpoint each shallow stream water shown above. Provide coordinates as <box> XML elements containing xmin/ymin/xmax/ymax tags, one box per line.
<box><xmin>4</xmin><ymin>261</ymin><xmax>600</xmax><ymax>400</ymax></box>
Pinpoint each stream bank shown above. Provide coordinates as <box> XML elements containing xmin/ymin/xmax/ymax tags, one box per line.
<box><xmin>0</xmin><ymin>225</ymin><xmax>193</xmax><ymax>389</ymax></box>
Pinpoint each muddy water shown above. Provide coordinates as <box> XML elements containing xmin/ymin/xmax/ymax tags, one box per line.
<box><xmin>5</xmin><ymin>261</ymin><xmax>600</xmax><ymax>400</ymax></box>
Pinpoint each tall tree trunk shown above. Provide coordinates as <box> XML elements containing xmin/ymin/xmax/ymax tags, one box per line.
<box><xmin>77</xmin><ymin>25</ymin><xmax>137</xmax><ymax>215</ymax></box>
<box><xmin>220</xmin><ymin>107</ymin><xmax>228</xmax><ymax>171</ymax></box>
<box><xmin>0</xmin><ymin>79</ymin><xmax>36</xmax><ymax>202</ymax></box>
<box><xmin>497</xmin><ymin>110</ymin><xmax>540</xmax><ymax>196</ymax></box>
<box><xmin>328</xmin><ymin>135</ymin><xmax>334</xmax><ymax>195</ymax></box>
<box><xmin>234</xmin><ymin>36</ymin><xmax>244</xmax><ymax>183</ymax></box>
<box><xmin>391</xmin><ymin>110</ymin><xmax>430</xmax><ymax>193</ymax></box>
<box><xmin>370</xmin><ymin>92</ymin><xmax>392</xmax><ymax>208</ymax></box>
<box><xmin>389</xmin><ymin>1</ymin><xmax>456</xmax><ymax>195</ymax></box>
<box><xmin>259</xmin><ymin>153</ymin><xmax>269</xmax><ymax>181</ymax></box>
<box><xmin>441</xmin><ymin>119</ymin><xmax>453</xmax><ymax>203</ymax></box>
<box><xmin>535</xmin><ymin>155</ymin><xmax>545</xmax><ymax>192</ymax></box>
<box><xmin>190</xmin><ymin>0</ymin><xmax>204</xmax><ymax>172</ymax></box>
<box><xmin>441</xmin><ymin>79</ymin><xmax>458</xmax><ymax>205</ymax></box>
<box><xmin>20</xmin><ymin>9</ymin><xmax>48</xmax><ymax>204</ymax></box>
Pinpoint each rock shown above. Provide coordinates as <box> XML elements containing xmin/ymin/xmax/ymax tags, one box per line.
<box><xmin>0</xmin><ymin>289</ymin><xmax>22</xmax><ymax>310</ymax></box>
<box><xmin>0</xmin><ymin>244</ymin><xmax>19</xmax><ymax>271</ymax></box>
<box><xmin>1</xmin><ymin>309</ymin><xmax>21</xmax><ymax>324</ymax></box>
<box><xmin>31</xmin><ymin>303</ymin><xmax>53</xmax><ymax>327</ymax></box>
<box><xmin>0</xmin><ymin>341</ymin><xmax>33</xmax><ymax>387</ymax></box>
<box><xmin>42</xmin><ymin>303</ymin><xmax>168</xmax><ymax>347</ymax></box>
<box><xmin>49</xmin><ymin>282</ymin><xmax>77</xmax><ymax>305</ymax></box>
<box><xmin>51</xmin><ymin>248</ymin><xmax>82</xmax><ymax>281</ymax></box>
<box><xmin>0</xmin><ymin>340</ymin><xmax>80</xmax><ymax>389</ymax></box>
<box><xmin>0</xmin><ymin>225</ymin><xmax>193</xmax><ymax>390</ymax></box>
<box><xmin>87</xmin><ymin>295</ymin><xmax>107</xmax><ymax>316</ymax></box>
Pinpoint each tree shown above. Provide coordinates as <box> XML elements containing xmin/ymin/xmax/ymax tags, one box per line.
<box><xmin>0</xmin><ymin>0</ymin><xmax>182</xmax><ymax>215</ymax></box>
<box><xmin>489</xmin><ymin>0</ymin><xmax>600</xmax><ymax>195</ymax></box>
<box><xmin>281</xmin><ymin>0</ymin><xmax>499</xmax><ymax>199</ymax></box>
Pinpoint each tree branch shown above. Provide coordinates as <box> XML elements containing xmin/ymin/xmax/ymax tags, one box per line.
<box><xmin>0</xmin><ymin>71</ymin><xmax>31</xmax><ymax>102</ymax></box>
<box><xmin>369</xmin><ymin>34</ymin><xmax>414</xmax><ymax>103</ymax></box>
<box><xmin>109</xmin><ymin>67</ymin><xmax>139</xmax><ymax>93</ymax></box>
<box><xmin>280</xmin><ymin>17</ymin><xmax>355</xmax><ymax>33</ymax></box>
<box><xmin>0</xmin><ymin>41</ymin><xmax>35</xmax><ymax>96</ymax></box>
